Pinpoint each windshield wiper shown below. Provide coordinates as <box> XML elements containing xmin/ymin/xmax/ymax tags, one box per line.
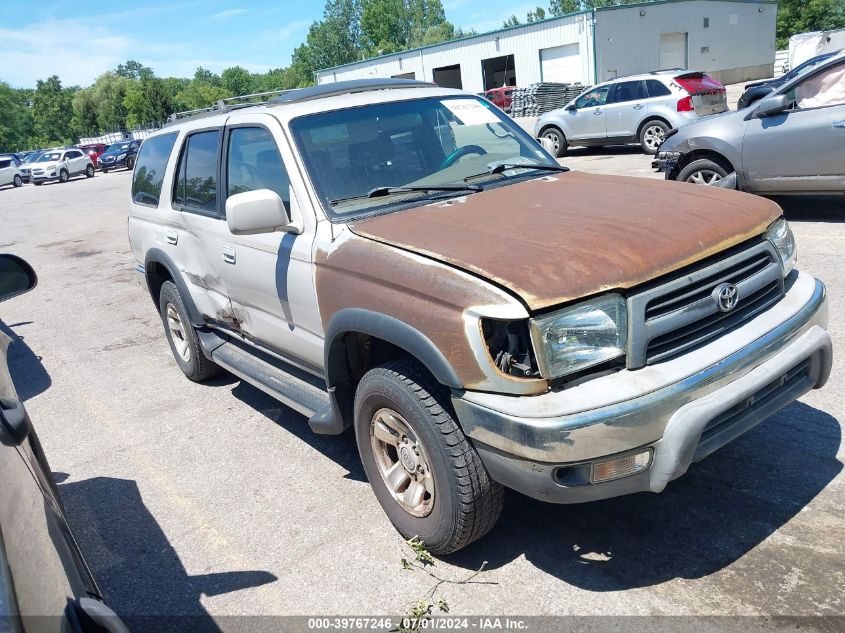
<box><xmin>488</xmin><ymin>162</ymin><xmax>569</xmax><ymax>174</ymax></box>
<box><xmin>367</xmin><ymin>184</ymin><xmax>482</xmax><ymax>198</ymax></box>
<box><xmin>329</xmin><ymin>185</ymin><xmax>481</xmax><ymax>205</ymax></box>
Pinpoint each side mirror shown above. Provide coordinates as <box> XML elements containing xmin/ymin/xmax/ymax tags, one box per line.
<box><xmin>225</xmin><ymin>189</ymin><xmax>300</xmax><ymax>236</ymax></box>
<box><xmin>566</xmin><ymin>104</ymin><xmax>578</xmax><ymax>112</ymax></box>
<box><xmin>756</xmin><ymin>94</ymin><xmax>789</xmax><ymax>118</ymax></box>
<box><xmin>0</xmin><ymin>255</ymin><xmax>37</xmax><ymax>303</ymax></box>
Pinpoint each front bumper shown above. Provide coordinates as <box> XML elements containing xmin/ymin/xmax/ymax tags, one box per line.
<box><xmin>99</xmin><ymin>158</ymin><xmax>126</xmax><ymax>170</ymax></box>
<box><xmin>452</xmin><ymin>272</ymin><xmax>831</xmax><ymax>503</ymax></box>
<box><xmin>651</xmin><ymin>155</ymin><xmax>679</xmax><ymax>175</ymax></box>
<box><xmin>31</xmin><ymin>173</ymin><xmax>60</xmax><ymax>183</ymax></box>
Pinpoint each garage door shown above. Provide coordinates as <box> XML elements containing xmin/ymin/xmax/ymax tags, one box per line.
<box><xmin>659</xmin><ymin>32</ymin><xmax>688</xmax><ymax>70</ymax></box>
<box><xmin>540</xmin><ymin>44</ymin><xmax>582</xmax><ymax>83</ymax></box>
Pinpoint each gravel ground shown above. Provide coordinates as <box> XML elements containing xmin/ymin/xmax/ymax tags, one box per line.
<box><xmin>0</xmin><ymin>159</ymin><xmax>842</xmax><ymax>630</ymax></box>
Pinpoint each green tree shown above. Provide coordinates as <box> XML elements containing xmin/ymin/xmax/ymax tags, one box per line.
<box><xmin>361</xmin><ymin>0</ymin><xmax>408</xmax><ymax>53</ymax></box>
<box><xmin>124</xmin><ymin>76</ymin><xmax>173</xmax><ymax>127</ymax></box>
<box><xmin>0</xmin><ymin>82</ymin><xmax>33</xmax><ymax>152</ymax></box>
<box><xmin>115</xmin><ymin>59</ymin><xmax>154</xmax><ymax>81</ymax></box>
<box><xmin>31</xmin><ymin>76</ymin><xmax>76</xmax><ymax>146</ymax></box>
<box><xmin>549</xmin><ymin>0</ymin><xmax>581</xmax><ymax>15</ymax></box>
<box><xmin>527</xmin><ymin>7</ymin><xmax>547</xmax><ymax>22</ymax></box>
<box><xmin>174</xmin><ymin>81</ymin><xmax>231</xmax><ymax>111</ymax></box>
<box><xmin>221</xmin><ymin>66</ymin><xmax>256</xmax><ymax>96</ymax></box>
<box><xmin>777</xmin><ymin>0</ymin><xmax>845</xmax><ymax>48</ymax></box>
<box><xmin>503</xmin><ymin>15</ymin><xmax>520</xmax><ymax>27</ymax></box>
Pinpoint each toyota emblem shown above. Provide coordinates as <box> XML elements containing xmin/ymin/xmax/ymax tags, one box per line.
<box><xmin>714</xmin><ymin>283</ymin><xmax>739</xmax><ymax>312</ymax></box>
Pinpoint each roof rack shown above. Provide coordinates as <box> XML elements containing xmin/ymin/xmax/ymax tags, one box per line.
<box><xmin>268</xmin><ymin>78</ymin><xmax>435</xmax><ymax>105</ymax></box>
<box><xmin>164</xmin><ymin>89</ymin><xmax>295</xmax><ymax>126</ymax></box>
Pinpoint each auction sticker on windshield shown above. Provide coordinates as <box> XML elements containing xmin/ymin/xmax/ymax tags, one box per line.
<box><xmin>441</xmin><ymin>99</ymin><xmax>500</xmax><ymax>125</ymax></box>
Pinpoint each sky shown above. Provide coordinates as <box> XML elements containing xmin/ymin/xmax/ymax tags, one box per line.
<box><xmin>0</xmin><ymin>0</ymin><xmax>541</xmax><ymax>88</ymax></box>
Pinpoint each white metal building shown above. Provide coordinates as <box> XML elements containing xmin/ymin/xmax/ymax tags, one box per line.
<box><xmin>315</xmin><ymin>0</ymin><xmax>777</xmax><ymax>91</ymax></box>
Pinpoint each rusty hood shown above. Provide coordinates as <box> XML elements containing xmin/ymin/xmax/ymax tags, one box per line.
<box><xmin>348</xmin><ymin>172</ymin><xmax>782</xmax><ymax>312</ymax></box>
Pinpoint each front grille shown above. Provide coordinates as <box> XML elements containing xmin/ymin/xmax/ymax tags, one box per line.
<box><xmin>627</xmin><ymin>241</ymin><xmax>785</xmax><ymax>368</ymax></box>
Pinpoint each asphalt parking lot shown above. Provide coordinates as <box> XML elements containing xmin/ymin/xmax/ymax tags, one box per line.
<box><xmin>1</xmin><ymin>161</ymin><xmax>843</xmax><ymax>627</ymax></box>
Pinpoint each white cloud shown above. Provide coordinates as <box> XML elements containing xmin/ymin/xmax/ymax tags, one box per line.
<box><xmin>269</xmin><ymin>20</ymin><xmax>312</xmax><ymax>42</ymax></box>
<box><xmin>210</xmin><ymin>9</ymin><xmax>248</xmax><ymax>20</ymax></box>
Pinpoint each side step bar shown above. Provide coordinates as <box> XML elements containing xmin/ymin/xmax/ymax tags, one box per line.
<box><xmin>211</xmin><ymin>340</ymin><xmax>331</xmax><ymax>419</ymax></box>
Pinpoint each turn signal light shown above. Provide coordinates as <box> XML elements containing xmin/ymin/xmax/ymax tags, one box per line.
<box><xmin>590</xmin><ymin>450</ymin><xmax>653</xmax><ymax>483</ymax></box>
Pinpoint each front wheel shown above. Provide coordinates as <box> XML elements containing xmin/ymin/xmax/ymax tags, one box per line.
<box><xmin>102</xmin><ymin>168</ymin><xmax>109</xmax><ymax>174</ymax></box>
<box><xmin>541</xmin><ymin>127</ymin><xmax>567</xmax><ymax>158</ymax></box>
<box><xmin>126</xmin><ymin>156</ymin><xmax>135</xmax><ymax>170</ymax></box>
<box><xmin>677</xmin><ymin>159</ymin><xmax>730</xmax><ymax>186</ymax></box>
<box><xmin>355</xmin><ymin>360</ymin><xmax>503</xmax><ymax>555</ymax></box>
<box><xmin>639</xmin><ymin>120</ymin><xmax>670</xmax><ymax>154</ymax></box>
<box><xmin>13</xmin><ymin>175</ymin><xmax>22</xmax><ymax>188</ymax></box>
<box><xmin>85</xmin><ymin>164</ymin><xmax>94</xmax><ymax>178</ymax></box>
<box><xmin>59</xmin><ymin>169</ymin><xmax>69</xmax><ymax>183</ymax></box>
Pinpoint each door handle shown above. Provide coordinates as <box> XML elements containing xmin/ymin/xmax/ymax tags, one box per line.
<box><xmin>165</xmin><ymin>231</ymin><xmax>178</xmax><ymax>245</ymax></box>
<box><xmin>633</xmin><ymin>104</ymin><xmax>644</xmax><ymax>110</ymax></box>
<box><xmin>222</xmin><ymin>246</ymin><xmax>236</xmax><ymax>264</ymax></box>
<box><xmin>833</xmin><ymin>120</ymin><xmax>845</xmax><ymax>128</ymax></box>
<box><xmin>593</xmin><ymin>109</ymin><xmax>602</xmax><ymax>115</ymax></box>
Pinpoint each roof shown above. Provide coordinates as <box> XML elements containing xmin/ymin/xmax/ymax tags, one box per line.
<box><xmin>315</xmin><ymin>0</ymin><xmax>777</xmax><ymax>77</ymax></box>
<box><xmin>268</xmin><ymin>78</ymin><xmax>435</xmax><ymax>104</ymax></box>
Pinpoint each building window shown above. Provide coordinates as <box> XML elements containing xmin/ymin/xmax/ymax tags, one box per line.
<box><xmin>703</xmin><ymin>17</ymin><xmax>709</xmax><ymax>28</ymax></box>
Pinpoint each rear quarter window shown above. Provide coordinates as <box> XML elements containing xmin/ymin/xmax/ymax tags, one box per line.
<box><xmin>646</xmin><ymin>80</ymin><xmax>672</xmax><ymax>97</ymax></box>
<box><xmin>131</xmin><ymin>133</ymin><xmax>178</xmax><ymax>207</ymax></box>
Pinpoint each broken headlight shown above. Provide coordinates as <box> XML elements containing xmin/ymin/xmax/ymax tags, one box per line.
<box><xmin>765</xmin><ymin>217</ymin><xmax>797</xmax><ymax>275</ymax></box>
<box><xmin>529</xmin><ymin>294</ymin><xmax>627</xmax><ymax>379</ymax></box>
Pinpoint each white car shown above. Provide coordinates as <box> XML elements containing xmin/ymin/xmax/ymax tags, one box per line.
<box><xmin>30</xmin><ymin>148</ymin><xmax>95</xmax><ymax>185</ymax></box>
<box><xmin>0</xmin><ymin>157</ymin><xmax>23</xmax><ymax>189</ymax></box>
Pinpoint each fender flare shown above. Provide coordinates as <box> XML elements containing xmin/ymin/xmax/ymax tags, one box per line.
<box><xmin>324</xmin><ymin>308</ymin><xmax>463</xmax><ymax>391</ymax></box>
<box><xmin>143</xmin><ymin>248</ymin><xmax>204</xmax><ymax>326</ymax></box>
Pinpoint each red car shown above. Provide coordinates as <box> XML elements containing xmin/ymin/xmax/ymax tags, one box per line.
<box><xmin>77</xmin><ymin>143</ymin><xmax>109</xmax><ymax>168</ymax></box>
<box><xmin>482</xmin><ymin>87</ymin><xmax>515</xmax><ymax>112</ymax></box>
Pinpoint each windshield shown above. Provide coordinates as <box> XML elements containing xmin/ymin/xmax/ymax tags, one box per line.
<box><xmin>290</xmin><ymin>96</ymin><xmax>557</xmax><ymax>219</ymax></box>
<box><xmin>105</xmin><ymin>143</ymin><xmax>131</xmax><ymax>154</ymax></box>
<box><xmin>788</xmin><ymin>54</ymin><xmax>836</xmax><ymax>81</ymax></box>
<box><xmin>37</xmin><ymin>152</ymin><xmax>62</xmax><ymax>162</ymax></box>
<box><xmin>24</xmin><ymin>152</ymin><xmax>42</xmax><ymax>163</ymax></box>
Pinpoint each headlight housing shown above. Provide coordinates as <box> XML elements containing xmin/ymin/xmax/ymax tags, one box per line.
<box><xmin>529</xmin><ymin>294</ymin><xmax>627</xmax><ymax>379</ymax></box>
<box><xmin>117</xmin><ymin>153</ymin><xmax>127</xmax><ymax>160</ymax></box>
<box><xmin>765</xmin><ymin>218</ymin><xmax>796</xmax><ymax>275</ymax></box>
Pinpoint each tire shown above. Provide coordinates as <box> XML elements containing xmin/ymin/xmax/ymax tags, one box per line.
<box><xmin>59</xmin><ymin>169</ymin><xmax>68</xmax><ymax>183</ymax></box>
<box><xmin>85</xmin><ymin>164</ymin><xmax>94</xmax><ymax>178</ymax></box>
<box><xmin>34</xmin><ymin>181</ymin><xmax>42</xmax><ymax>186</ymax></box>
<box><xmin>12</xmin><ymin>175</ymin><xmax>22</xmax><ymax>188</ymax></box>
<box><xmin>102</xmin><ymin>168</ymin><xmax>109</xmax><ymax>174</ymax></box>
<box><xmin>540</xmin><ymin>127</ymin><xmax>567</xmax><ymax>158</ymax></box>
<box><xmin>355</xmin><ymin>360</ymin><xmax>504</xmax><ymax>555</ymax></box>
<box><xmin>639</xmin><ymin>120</ymin><xmax>670</xmax><ymax>154</ymax></box>
<box><xmin>677</xmin><ymin>158</ymin><xmax>730</xmax><ymax>186</ymax></box>
<box><xmin>126</xmin><ymin>156</ymin><xmax>135</xmax><ymax>170</ymax></box>
<box><xmin>158</xmin><ymin>281</ymin><xmax>220</xmax><ymax>382</ymax></box>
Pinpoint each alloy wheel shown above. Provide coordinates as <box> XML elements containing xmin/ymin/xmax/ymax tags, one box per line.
<box><xmin>686</xmin><ymin>169</ymin><xmax>724</xmax><ymax>185</ymax></box>
<box><xmin>166</xmin><ymin>304</ymin><xmax>191</xmax><ymax>362</ymax></box>
<box><xmin>370</xmin><ymin>407</ymin><xmax>435</xmax><ymax>517</ymax></box>
<box><xmin>643</xmin><ymin>125</ymin><xmax>666</xmax><ymax>151</ymax></box>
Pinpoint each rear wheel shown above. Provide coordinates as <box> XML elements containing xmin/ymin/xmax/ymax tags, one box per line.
<box><xmin>158</xmin><ymin>281</ymin><xmax>220</xmax><ymax>382</ymax></box>
<box><xmin>639</xmin><ymin>120</ymin><xmax>670</xmax><ymax>154</ymax></box>
<box><xmin>541</xmin><ymin>127</ymin><xmax>567</xmax><ymax>158</ymax></box>
<box><xmin>85</xmin><ymin>164</ymin><xmax>94</xmax><ymax>178</ymax></box>
<box><xmin>355</xmin><ymin>360</ymin><xmax>503</xmax><ymax>555</ymax></box>
<box><xmin>677</xmin><ymin>159</ymin><xmax>729</xmax><ymax>186</ymax></box>
<box><xmin>12</xmin><ymin>175</ymin><xmax>22</xmax><ymax>188</ymax></box>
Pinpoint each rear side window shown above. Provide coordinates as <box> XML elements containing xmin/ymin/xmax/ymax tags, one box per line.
<box><xmin>132</xmin><ymin>133</ymin><xmax>178</xmax><ymax>207</ymax></box>
<box><xmin>65</xmin><ymin>150</ymin><xmax>81</xmax><ymax>159</ymax></box>
<box><xmin>174</xmin><ymin>130</ymin><xmax>221</xmax><ymax>213</ymax></box>
<box><xmin>646</xmin><ymin>80</ymin><xmax>672</xmax><ymax>97</ymax></box>
<box><xmin>226</xmin><ymin>127</ymin><xmax>290</xmax><ymax>210</ymax></box>
<box><xmin>610</xmin><ymin>80</ymin><xmax>646</xmax><ymax>103</ymax></box>
<box><xmin>0</xmin><ymin>160</ymin><xmax>11</xmax><ymax>169</ymax></box>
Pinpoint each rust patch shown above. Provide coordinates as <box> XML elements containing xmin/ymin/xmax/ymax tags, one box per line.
<box><xmin>348</xmin><ymin>172</ymin><xmax>783</xmax><ymax>311</ymax></box>
<box><xmin>315</xmin><ymin>233</ymin><xmax>517</xmax><ymax>388</ymax></box>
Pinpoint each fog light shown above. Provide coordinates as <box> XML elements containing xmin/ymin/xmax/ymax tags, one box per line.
<box><xmin>590</xmin><ymin>449</ymin><xmax>653</xmax><ymax>484</ymax></box>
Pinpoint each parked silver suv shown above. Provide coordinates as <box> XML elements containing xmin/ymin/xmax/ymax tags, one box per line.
<box><xmin>535</xmin><ymin>70</ymin><xmax>727</xmax><ymax>156</ymax></box>
<box><xmin>30</xmin><ymin>148</ymin><xmax>95</xmax><ymax>185</ymax></box>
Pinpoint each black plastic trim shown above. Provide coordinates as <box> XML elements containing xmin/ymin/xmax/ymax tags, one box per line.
<box><xmin>143</xmin><ymin>248</ymin><xmax>203</xmax><ymax>326</ymax></box>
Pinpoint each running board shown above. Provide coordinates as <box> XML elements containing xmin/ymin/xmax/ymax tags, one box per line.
<box><xmin>211</xmin><ymin>341</ymin><xmax>331</xmax><ymax>419</ymax></box>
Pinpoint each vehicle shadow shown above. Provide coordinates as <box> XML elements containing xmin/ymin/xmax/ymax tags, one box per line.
<box><xmin>564</xmin><ymin>145</ymin><xmax>646</xmax><ymax>157</ymax></box>
<box><xmin>0</xmin><ymin>319</ymin><xmax>51</xmax><ymax>401</ymax></box>
<box><xmin>230</xmin><ymin>380</ymin><xmax>366</xmax><ymax>482</ymax></box>
<box><xmin>772</xmin><ymin>195</ymin><xmax>845</xmax><ymax>223</ymax></box>
<box><xmin>59</xmin><ymin>475</ymin><xmax>277</xmax><ymax>633</ymax></box>
<box><xmin>447</xmin><ymin>401</ymin><xmax>841</xmax><ymax>591</ymax></box>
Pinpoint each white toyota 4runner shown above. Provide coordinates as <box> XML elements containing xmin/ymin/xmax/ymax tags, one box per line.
<box><xmin>128</xmin><ymin>79</ymin><xmax>832</xmax><ymax>554</ymax></box>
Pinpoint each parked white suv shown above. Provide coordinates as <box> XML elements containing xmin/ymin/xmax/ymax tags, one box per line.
<box><xmin>128</xmin><ymin>79</ymin><xmax>830</xmax><ymax>554</ymax></box>
<box><xmin>535</xmin><ymin>70</ymin><xmax>728</xmax><ymax>156</ymax></box>
<box><xmin>0</xmin><ymin>157</ymin><xmax>23</xmax><ymax>189</ymax></box>
<box><xmin>30</xmin><ymin>148</ymin><xmax>95</xmax><ymax>185</ymax></box>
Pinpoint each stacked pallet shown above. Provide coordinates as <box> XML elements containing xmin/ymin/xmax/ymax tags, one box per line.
<box><xmin>510</xmin><ymin>83</ymin><xmax>588</xmax><ymax>117</ymax></box>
